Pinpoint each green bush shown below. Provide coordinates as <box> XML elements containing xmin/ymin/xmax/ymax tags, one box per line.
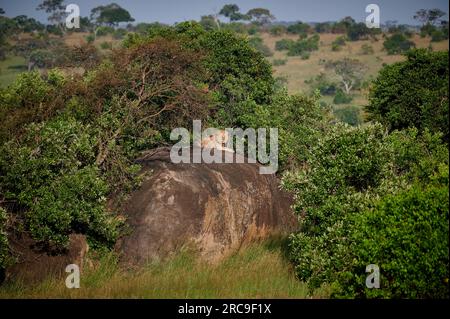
<box><xmin>95</xmin><ymin>26</ymin><xmax>114</xmax><ymax>37</ymax></box>
<box><xmin>85</xmin><ymin>34</ymin><xmax>95</xmax><ymax>44</ymax></box>
<box><xmin>305</xmin><ymin>73</ymin><xmax>337</xmax><ymax>95</ymax></box>
<box><xmin>287</xmin><ymin>22</ymin><xmax>310</xmax><ymax>36</ymax></box>
<box><xmin>300</xmin><ymin>51</ymin><xmax>310</xmax><ymax>60</ymax></box>
<box><xmin>366</xmin><ymin>49</ymin><xmax>449</xmax><ymax>142</ymax></box>
<box><xmin>283</xmin><ymin>123</ymin><xmax>449</xmax><ymax>298</ymax></box>
<box><xmin>100</xmin><ymin>41</ymin><xmax>112</xmax><ymax>50</ymax></box>
<box><xmin>269</xmin><ymin>25</ymin><xmax>287</xmax><ymax>36</ymax></box>
<box><xmin>430</xmin><ymin>29</ymin><xmax>446</xmax><ymax>42</ymax></box>
<box><xmin>0</xmin><ymin>117</ymin><xmax>121</xmax><ymax>248</ymax></box>
<box><xmin>287</xmin><ymin>34</ymin><xmax>319</xmax><ymax>56</ymax></box>
<box><xmin>333</xmin><ymin>89</ymin><xmax>353</xmax><ymax>104</ymax></box>
<box><xmin>275</xmin><ymin>38</ymin><xmax>295</xmax><ymax>51</ymax></box>
<box><xmin>335</xmin><ymin>174</ymin><xmax>449</xmax><ymax>298</ymax></box>
<box><xmin>331</xmin><ymin>36</ymin><xmax>346</xmax><ymax>51</ymax></box>
<box><xmin>272</xmin><ymin>59</ymin><xmax>287</xmax><ymax>66</ymax></box>
<box><xmin>333</xmin><ymin>105</ymin><xmax>362</xmax><ymax>126</ymax></box>
<box><xmin>248</xmin><ymin>36</ymin><xmax>273</xmax><ymax>57</ymax></box>
<box><xmin>383</xmin><ymin>33</ymin><xmax>415</xmax><ymax>54</ymax></box>
<box><xmin>360</xmin><ymin>43</ymin><xmax>374</xmax><ymax>55</ymax></box>
<box><xmin>239</xmin><ymin>90</ymin><xmax>327</xmax><ymax>170</ymax></box>
<box><xmin>113</xmin><ymin>28</ymin><xmax>127</xmax><ymax>39</ymax></box>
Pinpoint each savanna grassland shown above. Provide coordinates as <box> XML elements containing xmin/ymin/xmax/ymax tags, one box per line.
<box><xmin>0</xmin><ymin>237</ymin><xmax>330</xmax><ymax>299</ymax></box>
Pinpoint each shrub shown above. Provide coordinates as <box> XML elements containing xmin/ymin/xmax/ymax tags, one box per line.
<box><xmin>272</xmin><ymin>59</ymin><xmax>287</xmax><ymax>66</ymax></box>
<box><xmin>336</xmin><ymin>173</ymin><xmax>449</xmax><ymax>298</ymax></box>
<box><xmin>100</xmin><ymin>41</ymin><xmax>112</xmax><ymax>50</ymax></box>
<box><xmin>360</xmin><ymin>43</ymin><xmax>374</xmax><ymax>55</ymax></box>
<box><xmin>431</xmin><ymin>29</ymin><xmax>446</xmax><ymax>42</ymax></box>
<box><xmin>269</xmin><ymin>25</ymin><xmax>287</xmax><ymax>36</ymax></box>
<box><xmin>95</xmin><ymin>26</ymin><xmax>114</xmax><ymax>37</ymax></box>
<box><xmin>85</xmin><ymin>34</ymin><xmax>95</xmax><ymax>44</ymax></box>
<box><xmin>331</xmin><ymin>36</ymin><xmax>346</xmax><ymax>51</ymax></box>
<box><xmin>275</xmin><ymin>38</ymin><xmax>295</xmax><ymax>51</ymax></box>
<box><xmin>248</xmin><ymin>36</ymin><xmax>273</xmax><ymax>57</ymax></box>
<box><xmin>287</xmin><ymin>34</ymin><xmax>319</xmax><ymax>56</ymax></box>
<box><xmin>383</xmin><ymin>33</ymin><xmax>415</xmax><ymax>54</ymax></box>
<box><xmin>113</xmin><ymin>28</ymin><xmax>127</xmax><ymax>39</ymax></box>
<box><xmin>300</xmin><ymin>51</ymin><xmax>310</xmax><ymax>60</ymax></box>
<box><xmin>287</xmin><ymin>22</ymin><xmax>310</xmax><ymax>36</ymax></box>
<box><xmin>333</xmin><ymin>89</ymin><xmax>353</xmax><ymax>104</ymax></box>
<box><xmin>333</xmin><ymin>105</ymin><xmax>362</xmax><ymax>126</ymax></box>
<box><xmin>366</xmin><ymin>49</ymin><xmax>449</xmax><ymax>142</ymax></box>
<box><xmin>0</xmin><ymin>117</ymin><xmax>122</xmax><ymax>248</ymax></box>
<box><xmin>283</xmin><ymin>123</ymin><xmax>449</xmax><ymax>298</ymax></box>
<box><xmin>239</xmin><ymin>91</ymin><xmax>327</xmax><ymax>170</ymax></box>
<box><xmin>305</xmin><ymin>73</ymin><xmax>337</xmax><ymax>96</ymax></box>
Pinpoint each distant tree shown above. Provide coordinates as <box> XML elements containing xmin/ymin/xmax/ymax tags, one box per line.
<box><xmin>325</xmin><ymin>58</ymin><xmax>367</xmax><ymax>94</ymax></box>
<box><xmin>414</xmin><ymin>8</ymin><xmax>446</xmax><ymax>26</ymax></box>
<box><xmin>90</xmin><ymin>3</ymin><xmax>135</xmax><ymax>27</ymax></box>
<box><xmin>0</xmin><ymin>8</ymin><xmax>5</xmax><ymax>15</ymax></box>
<box><xmin>36</xmin><ymin>0</ymin><xmax>66</xmax><ymax>29</ymax></box>
<box><xmin>218</xmin><ymin>4</ymin><xmax>247</xmax><ymax>22</ymax></box>
<box><xmin>13</xmin><ymin>15</ymin><xmax>45</xmax><ymax>33</ymax></box>
<box><xmin>246</xmin><ymin>8</ymin><xmax>275</xmax><ymax>25</ymax></box>
<box><xmin>315</xmin><ymin>22</ymin><xmax>332</xmax><ymax>33</ymax></box>
<box><xmin>287</xmin><ymin>21</ymin><xmax>310</xmax><ymax>35</ymax></box>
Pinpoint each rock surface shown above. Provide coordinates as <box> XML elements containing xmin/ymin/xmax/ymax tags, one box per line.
<box><xmin>117</xmin><ymin>147</ymin><xmax>296</xmax><ymax>265</ymax></box>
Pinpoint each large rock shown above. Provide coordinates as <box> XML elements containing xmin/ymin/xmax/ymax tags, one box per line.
<box><xmin>117</xmin><ymin>147</ymin><xmax>296</xmax><ymax>265</ymax></box>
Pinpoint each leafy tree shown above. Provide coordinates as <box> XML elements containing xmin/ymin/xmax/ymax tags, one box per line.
<box><xmin>366</xmin><ymin>49</ymin><xmax>449</xmax><ymax>142</ymax></box>
<box><xmin>383</xmin><ymin>33</ymin><xmax>415</xmax><ymax>54</ymax></box>
<box><xmin>414</xmin><ymin>8</ymin><xmax>446</xmax><ymax>26</ymax></box>
<box><xmin>325</xmin><ymin>58</ymin><xmax>366</xmax><ymax>94</ymax></box>
<box><xmin>287</xmin><ymin>22</ymin><xmax>310</xmax><ymax>35</ymax></box>
<box><xmin>346</xmin><ymin>22</ymin><xmax>377</xmax><ymax>41</ymax></box>
<box><xmin>314</xmin><ymin>22</ymin><xmax>332</xmax><ymax>33</ymax></box>
<box><xmin>90</xmin><ymin>3</ymin><xmax>135</xmax><ymax>27</ymax></box>
<box><xmin>0</xmin><ymin>8</ymin><xmax>5</xmax><ymax>15</ymax></box>
<box><xmin>36</xmin><ymin>0</ymin><xmax>66</xmax><ymax>29</ymax></box>
<box><xmin>12</xmin><ymin>15</ymin><xmax>45</xmax><ymax>33</ymax></box>
<box><xmin>246</xmin><ymin>8</ymin><xmax>275</xmax><ymax>25</ymax></box>
<box><xmin>219</xmin><ymin>4</ymin><xmax>247</xmax><ymax>22</ymax></box>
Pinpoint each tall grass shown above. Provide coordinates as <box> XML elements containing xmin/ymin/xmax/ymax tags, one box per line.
<box><xmin>0</xmin><ymin>236</ymin><xmax>330</xmax><ymax>298</ymax></box>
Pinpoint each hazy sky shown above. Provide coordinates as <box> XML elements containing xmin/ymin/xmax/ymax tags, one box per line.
<box><xmin>0</xmin><ymin>0</ymin><xmax>448</xmax><ymax>25</ymax></box>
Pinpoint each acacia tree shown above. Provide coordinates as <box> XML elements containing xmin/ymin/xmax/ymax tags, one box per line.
<box><xmin>246</xmin><ymin>8</ymin><xmax>275</xmax><ymax>25</ymax></box>
<box><xmin>218</xmin><ymin>4</ymin><xmax>247</xmax><ymax>22</ymax></box>
<box><xmin>414</xmin><ymin>8</ymin><xmax>446</xmax><ymax>26</ymax></box>
<box><xmin>90</xmin><ymin>3</ymin><xmax>135</xmax><ymax>27</ymax></box>
<box><xmin>325</xmin><ymin>58</ymin><xmax>367</xmax><ymax>94</ymax></box>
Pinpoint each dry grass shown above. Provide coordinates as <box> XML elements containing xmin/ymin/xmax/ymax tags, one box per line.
<box><xmin>261</xmin><ymin>32</ymin><xmax>448</xmax><ymax>102</ymax></box>
<box><xmin>0</xmin><ymin>236</ymin><xmax>330</xmax><ymax>299</ymax></box>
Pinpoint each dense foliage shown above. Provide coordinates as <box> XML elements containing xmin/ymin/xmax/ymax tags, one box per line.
<box><xmin>366</xmin><ymin>49</ymin><xmax>449</xmax><ymax>142</ymax></box>
<box><xmin>283</xmin><ymin>125</ymin><xmax>449</xmax><ymax>298</ymax></box>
